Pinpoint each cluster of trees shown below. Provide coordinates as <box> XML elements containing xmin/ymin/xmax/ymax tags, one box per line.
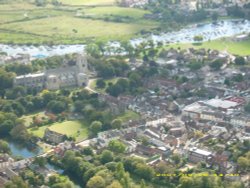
<box><xmin>0</xmin><ymin>68</ymin><xmax>14</xmax><ymax>97</ymax></box>
<box><xmin>49</xmin><ymin>148</ymin><xmax>157</xmax><ymax>188</ymax></box>
<box><xmin>0</xmin><ymin>89</ymin><xmax>70</xmax><ymax>117</ymax></box>
<box><xmin>92</xmin><ymin>58</ymin><xmax>129</xmax><ymax>79</ymax></box>
<box><xmin>6</xmin><ymin>171</ymin><xmax>74</xmax><ymax>188</ymax></box>
<box><xmin>145</xmin><ymin>0</ymin><xmax>209</xmax><ymax>27</ymax></box>
<box><xmin>105</xmin><ymin>63</ymin><xmax>158</xmax><ymax>97</ymax></box>
<box><xmin>209</xmin><ymin>59</ymin><xmax>224</xmax><ymax>70</ymax></box>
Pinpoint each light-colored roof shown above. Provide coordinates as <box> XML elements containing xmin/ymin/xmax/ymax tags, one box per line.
<box><xmin>16</xmin><ymin>72</ymin><xmax>45</xmax><ymax>79</ymax></box>
<box><xmin>190</xmin><ymin>148</ymin><xmax>212</xmax><ymax>156</ymax></box>
<box><xmin>205</xmin><ymin>99</ymin><xmax>238</xmax><ymax>109</ymax></box>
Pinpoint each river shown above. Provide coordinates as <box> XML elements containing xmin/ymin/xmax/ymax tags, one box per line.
<box><xmin>0</xmin><ymin>19</ymin><xmax>250</xmax><ymax>59</ymax></box>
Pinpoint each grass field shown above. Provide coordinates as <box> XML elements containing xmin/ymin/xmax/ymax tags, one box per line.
<box><xmin>0</xmin><ymin>1</ymin><xmax>157</xmax><ymax>44</ymax></box>
<box><xmin>29</xmin><ymin>120</ymin><xmax>88</xmax><ymax>142</ymax></box>
<box><xmin>168</xmin><ymin>39</ymin><xmax>250</xmax><ymax>56</ymax></box>
<box><xmin>58</xmin><ymin>0</ymin><xmax>116</xmax><ymax>6</ymax></box>
<box><xmin>116</xmin><ymin>110</ymin><xmax>140</xmax><ymax>122</ymax></box>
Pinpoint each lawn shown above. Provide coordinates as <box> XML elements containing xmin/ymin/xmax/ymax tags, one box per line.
<box><xmin>169</xmin><ymin>39</ymin><xmax>250</xmax><ymax>56</ymax></box>
<box><xmin>29</xmin><ymin>120</ymin><xmax>89</xmax><ymax>142</ymax></box>
<box><xmin>84</xmin><ymin>6</ymin><xmax>150</xmax><ymax>19</ymax></box>
<box><xmin>116</xmin><ymin>110</ymin><xmax>140</xmax><ymax>122</ymax></box>
<box><xmin>0</xmin><ymin>15</ymin><xmax>156</xmax><ymax>42</ymax></box>
<box><xmin>21</xmin><ymin>112</ymin><xmax>48</xmax><ymax>127</ymax></box>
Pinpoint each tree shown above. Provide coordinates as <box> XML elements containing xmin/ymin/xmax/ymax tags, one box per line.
<box><xmin>107</xmin><ymin>181</ymin><xmax>123</xmax><ymax>188</ymax></box>
<box><xmin>111</xmin><ymin>119</ymin><xmax>122</xmax><ymax>130</ymax></box>
<box><xmin>82</xmin><ymin>147</ymin><xmax>94</xmax><ymax>156</ymax></box>
<box><xmin>96</xmin><ymin>79</ymin><xmax>106</xmax><ymax>89</ymax></box>
<box><xmin>10</xmin><ymin>124</ymin><xmax>31</xmax><ymax>143</ymax></box>
<box><xmin>211</xmin><ymin>12</ymin><xmax>218</xmax><ymax>22</ymax></box>
<box><xmin>237</xmin><ymin>156</ymin><xmax>249</xmax><ymax>171</ymax></box>
<box><xmin>90</xmin><ymin>121</ymin><xmax>103</xmax><ymax>135</ymax></box>
<box><xmin>33</xmin><ymin>157</ymin><xmax>47</xmax><ymax>167</ymax></box>
<box><xmin>179</xmin><ymin>176</ymin><xmax>194</xmax><ymax>188</ymax></box>
<box><xmin>108</xmin><ymin>140</ymin><xmax>126</xmax><ymax>154</ymax></box>
<box><xmin>4</xmin><ymin>176</ymin><xmax>29</xmax><ymax>188</ymax></box>
<box><xmin>193</xmin><ymin>35</ymin><xmax>203</xmax><ymax>42</ymax></box>
<box><xmin>47</xmin><ymin>100</ymin><xmax>67</xmax><ymax>114</ymax></box>
<box><xmin>171</xmin><ymin>154</ymin><xmax>181</xmax><ymax>165</ymax></box>
<box><xmin>0</xmin><ymin>119</ymin><xmax>15</xmax><ymax>136</ymax></box>
<box><xmin>0</xmin><ymin>140</ymin><xmax>10</xmax><ymax>153</ymax></box>
<box><xmin>209</xmin><ymin>59</ymin><xmax>223</xmax><ymax>70</ymax></box>
<box><xmin>140</xmin><ymin>179</ymin><xmax>146</xmax><ymax>188</ymax></box>
<box><xmin>86</xmin><ymin>175</ymin><xmax>105</xmax><ymax>188</ymax></box>
<box><xmin>101</xmin><ymin>150</ymin><xmax>114</xmax><ymax>164</ymax></box>
<box><xmin>135</xmin><ymin>163</ymin><xmax>154</xmax><ymax>180</ymax></box>
<box><xmin>234</xmin><ymin>56</ymin><xmax>246</xmax><ymax>65</ymax></box>
<box><xmin>35</xmin><ymin>0</ymin><xmax>47</xmax><ymax>6</ymax></box>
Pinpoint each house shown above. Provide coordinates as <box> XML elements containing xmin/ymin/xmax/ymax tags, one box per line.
<box><xmin>44</xmin><ymin>128</ymin><xmax>66</xmax><ymax>144</ymax></box>
<box><xmin>168</xmin><ymin>127</ymin><xmax>185</xmax><ymax>137</ymax></box>
<box><xmin>188</xmin><ymin>148</ymin><xmax>213</xmax><ymax>163</ymax></box>
<box><xmin>230</xmin><ymin>116</ymin><xmax>250</xmax><ymax>127</ymax></box>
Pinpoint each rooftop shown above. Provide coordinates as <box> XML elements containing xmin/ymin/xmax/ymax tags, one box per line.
<box><xmin>190</xmin><ymin>148</ymin><xmax>212</xmax><ymax>156</ymax></box>
<box><xmin>204</xmin><ymin>99</ymin><xmax>239</xmax><ymax>109</ymax></box>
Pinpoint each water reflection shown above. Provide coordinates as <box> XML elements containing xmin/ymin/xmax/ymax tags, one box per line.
<box><xmin>8</xmin><ymin>140</ymin><xmax>42</xmax><ymax>158</ymax></box>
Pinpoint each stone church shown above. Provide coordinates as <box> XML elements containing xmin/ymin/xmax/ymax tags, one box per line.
<box><xmin>14</xmin><ymin>53</ymin><xmax>89</xmax><ymax>90</ymax></box>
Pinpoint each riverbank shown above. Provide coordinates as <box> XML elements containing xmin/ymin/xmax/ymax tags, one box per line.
<box><xmin>1</xmin><ymin>19</ymin><xmax>250</xmax><ymax>57</ymax></box>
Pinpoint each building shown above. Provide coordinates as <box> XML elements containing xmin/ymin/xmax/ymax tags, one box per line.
<box><xmin>188</xmin><ymin>148</ymin><xmax>213</xmax><ymax>163</ymax></box>
<box><xmin>14</xmin><ymin>53</ymin><xmax>89</xmax><ymax>90</ymax></box>
<box><xmin>44</xmin><ymin>128</ymin><xmax>66</xmax><ymax>144</ymax></box>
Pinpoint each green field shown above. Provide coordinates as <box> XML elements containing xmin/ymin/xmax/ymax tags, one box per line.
<box><xmin>29</xmin><ymin>120</ymin><xmax>89</xmax><ymax>142</ymax></box>
<box><xmin>116</xmin><ymin>110</ymin><xmax>140</xmax><ymax>122</ymax></box>
<box><xmin>169</xmin><ymin>39</ymin><xmax>250</xmax><ymax>56</ymax></box>
<box><xmin>0</xmin><ymin>1</ymin><xmax>157</xmax><ymax>44</ymax></box>
<box><xmin>21</xmin><ymin>112</ymin><xmax>48</xmax><ymax>127</ymax></box>
<box><xmin>58</xmin><ymin>0</ymin><xmax>116</xmax><ymax>6</ymax></box>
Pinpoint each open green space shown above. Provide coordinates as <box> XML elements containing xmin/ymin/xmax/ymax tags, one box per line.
<box><xmin>29</xmin><ymin>120</ymin><xmax>88</xmax><ymax>142</ymax></box>
<box><xmin>58</xmin><ymin>0</ymin><xmax>116</xmax><ymax>6</ymax></box>
<box><xmin>21</xmin><ymin>112</ymin><xmax>48</xmax><ymax>127</ymax></box>
<box><xmin>116</xmin><ymin>110</ymin><xmax>140</xmax><ymax>122</ymax></box>
<box><xmin>0</xmin><ymin>1</ymin><xmax>157</xmax><ymax>44</ymax></box>
<box><xmin>169</xmin><ymin>39</ymin><xmax>250</xmax><ymax>56</ymax></box>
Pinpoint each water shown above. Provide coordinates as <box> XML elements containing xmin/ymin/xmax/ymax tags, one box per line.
<box><xmin>8</xmin><ymin>140</ymin><xmax>43</xmax><ymax>158</ymax></box>
<box><xmin>131</xmin><ymin>19</ymin><xmax>250</xmax><ymax>46</ymax></box>
<box><xmin>0</xmin><ymin>19</ymin><xmax>250</xmax><ymax>58</ymax></box>
<box><xmin>0</xmin><ymin>44</ymin><xmax>85</xmax><ymax>59</ymax></box>
<box><xmin>46</xmin><ymin>163</ymin><xmax>64</xmax><ymax>174</ymax></box>
<box><xmin>46</xmin><ymin>163</ymin><xmax>82</xmax><ymax>188</ymax></box>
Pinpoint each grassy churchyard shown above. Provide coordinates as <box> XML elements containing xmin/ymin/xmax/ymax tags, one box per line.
<box><xmin>29</xmin><ymin>120</ymin><xmax>88</xmax><ymax>142</ymax></box>
<box><xmin>0</xmin><ymin>0</ymin><xmax>158</xmax><ymax>44</ymax></box>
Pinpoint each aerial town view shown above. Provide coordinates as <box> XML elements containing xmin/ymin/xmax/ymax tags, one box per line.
<box><xmin>0</xmin><ymin>0</ymin><xmax>250</xmax><ymax>187</ymax></box>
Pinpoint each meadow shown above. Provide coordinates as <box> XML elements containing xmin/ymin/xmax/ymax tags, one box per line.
<box><xmin>169</xmin><ymin>39</ymin><xmax>250</xmax><ymax>56</ymax></box>
<box><xmin>0</xmin><ymin>1</ymin><xmax>158</xmax><ymax>44</ymax></box>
